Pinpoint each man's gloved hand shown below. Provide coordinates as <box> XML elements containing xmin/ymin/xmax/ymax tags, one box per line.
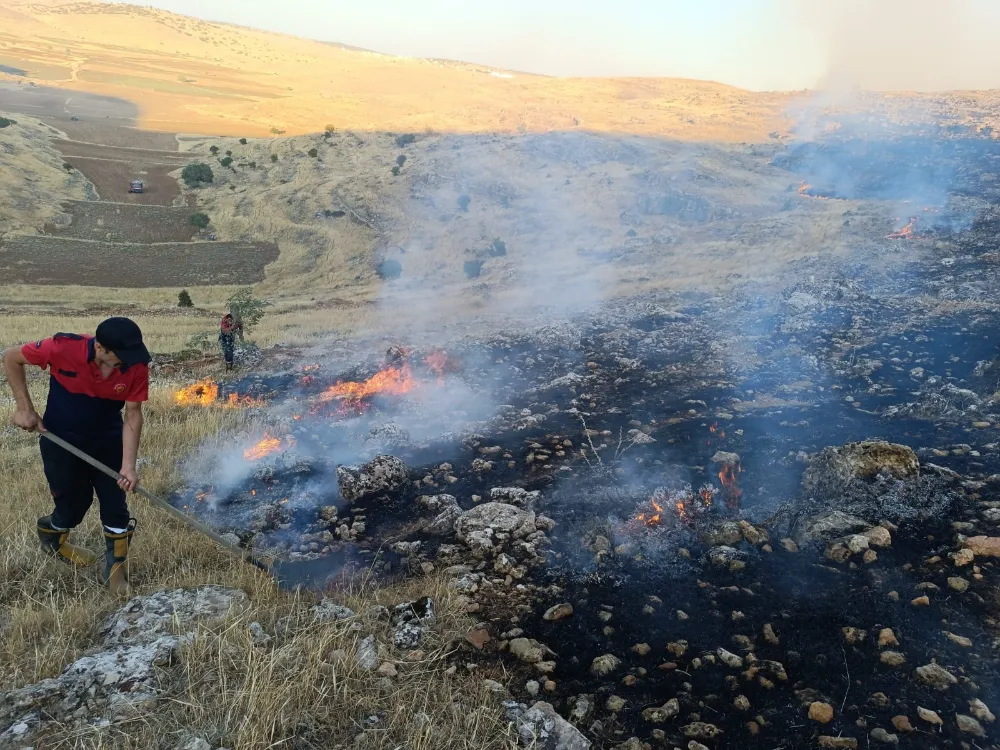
<box><xmin>12</xmin><ymin>407</ymin><xmax>43</xmax><ymax>432</ymax></box>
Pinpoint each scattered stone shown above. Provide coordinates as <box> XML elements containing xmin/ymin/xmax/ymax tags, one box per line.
<box><xmin>964</xmin><ymin>536</ymin><xmax>1000</xmax><ymax>557</ymax></box>
<box><xmin>632</xmin><ymin>643</ymin><xmax>651</xmax><ymax>656</ymax></box>
<box><xmin>589</xmin><ymin>654</ymin><xmax>621</xmax><ymax>677</ymax></box>
<box><xmin>355</xmin><ymin>635</ymin><xmax>379</xmax><ymax>671</ymax></box>
<box><xmin>781</xmin><ymin>538</ymin><xmax>799</xmax><ymax>553</ymax></box>
<box><xmin>818</xmin><ymin>737</ymin><xmax>858</xmax><ymax>749</ymax></box>
<box><xmin>310</xmin><ymin>599</ymin><xmax>356</xmax><ymax>623</ymax></box>
<box><xmin>101</xmin><ymin>586</ymin><xmax>248</xmax><ymax>646</ymax></box>
<box><xmin>466</xmin><ymin>628</ymin><xmax>491</xmax><ymax>650</ymax></box>
<box><xmin>880</xmin><ymin>651</ymin><xmax>906</xmax><ymax>667</ymax></box>
<box><xmin>911</xmin><ymin>595</ymin><xmax>930</xmax><ymax>607</ymax></box>
<box><xmin>526</xmin><ymin>680</ymin><xmax>540</xmax><ymax>697</ymax></box>
<box><xmin>733</xmin><ymin>695</ymin><xmax>751</xmax><ymax>711</ymax></box>
<box><xmin>248</xmin><ymin>621</ymin><xmax>272</xmax><ymax>646</ymax></box>
<box><xmin>870</xmin><ymin>728</ymin><xmax>899</xmax><ymax>744</ymax></box>
<box><xmin>763</xmin><ymin>623</ymin><xmax>779</xmax><ymax>645</ymax></box>
<box><xmin>606</xmin><ymin>695</ymin><xmax>626</xmax><ymax>712</ymax></box>
<box><xmin>336</xmin><ymin>455</ymin><xmax>409</xmax><ymax>502</ymax></box>
<box><xmin>543</xmin><ymin>603</ymin><xmax>574</xmax><ymax>621</ymax></box>
<box><xmin>956</xmin><ymin>714</ymin><xmax>985</xmax><ymax>737</ymax></box>
<box><xmin>717</xmin><ymin>648</ymin><xmax>744</xmax><ymax>668</ymax></box>
<box><xmin>682</xmin><ymin>723</ymin><xmax>723</xmax><ymax>740</ymax></box>
<box><xmin>802</xmin><ymin>441</ymin><xmax>919</xmax><ymax>496</ymax></box>
<box><xmin>944</xmin><ymin>632</ymin><xmax>972</xmax><ymax>648</ymax></box>
<box><xmin>504</xmin><ymin>700</ymin><xmax>591</xmax><ymax>749</ymax></box>
<box><xmin>842</xmin><ymin>627</ymin><xmax>866</xmax><ymax>644</ymax></box>
<box><xmin>809</xmin><ymin>702</ymin><xmax>834</xmax><ymax>724</ymax></box>
<box><xmin>796</xmin><ymin>511</ymin><xmax>870</xmax><ymax>546</ymax></box>
<box><xmin>642</xmin><ymin>698</ymin><xmax>680</xmax><ymax>723</ymax></box>
<box><xmin>891</xmin><ymin>715</ymin><xmax>913</xmax><ymax>733</ymax></box>
<box><xmin>862</xmin><ymin>526</ymin><xmax>893</xmax><ymax>547</ymax></box>
<box><xmin>947</xmin><ymin>577</ymin><xmax>969</xmax><ymax>592</ymax></box>
<box><xmin>377</xmin><ymin>662</ymin><xmax>398</xmax><ymax>678</ymax></box>
<box><xmin>510</xmin><ymin>638</ymin><xmax>554</xmax><ymax>665</ymax></box>
<box><xmin>953</xmin><ymin>548</ymin><xmax>975</xmax><ymax>566</ymax></box>
<box><xmin>915</xmin><ymin>662</ymin><xmax>958</xmax><ymax>691</ymax></box>
<box><xmin>969</xmin><ymin>698</ymin><xmax>996</xmax><ymax>723</ymax></box>
<box><xmin>878</xmin><ymin>628</ymin><xmax>899</xmax><ymax>647</ymax></box>
<box><xmin>916</xmin><ymin>707</ymin><xmax>943</xmax><ymax>725</ymax></box>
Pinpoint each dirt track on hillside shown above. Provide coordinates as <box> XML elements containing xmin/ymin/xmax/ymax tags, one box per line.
<box><xmin>52</xmin><ymin>141</ymin><xmax>192</xmax><ymax>206</ymax></box>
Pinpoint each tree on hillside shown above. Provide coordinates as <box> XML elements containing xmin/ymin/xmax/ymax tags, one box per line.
<box><xmin>227</xmin><ymin>286</ymin><xmax>272</xmax><ymax>341</ymax></box>
<box><xmin>177</xmin><ymin>289</ymin><xmax>194</xmax><ymax>307</ymax></box>
<box><xmin>189</xmin><ymin>212</ymin><xmax>210</xmax><ymax>229</ymax></box>
<box><xmin>270</xmin><ymin>154</ymin><xmax>278</xmax><ymax>163</ymax></box>
<box><xmin>239</xmin><ymin>137</ymin><xmax>247</xmax><ymax>145</ymax></box>
<box><xmin>209</xmin><ymin>145</ymin><xmax>219</xmax><ymax>155</ymax></box>
<box><xmin>181</xmin><ymin>163</ymin><xmax>214</xmax><ymax>187</ymax></box>
<box><xmin>0</xmin><ymin>117</ymin><xmax>16</xmax><ymax>129</ymax></box>
<box><xmin>220</xmin><ymin>156</ymin><xmax>233</xmax><ymax>168</ymax></box>
<box><xmin>307</xmin><ymin>148</ymin><xmax>318</xmax><ymax>158</ymax></box>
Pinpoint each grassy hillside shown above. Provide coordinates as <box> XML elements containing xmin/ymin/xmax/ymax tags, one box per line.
<box><xmin>1</xmin><ymin>0</ymin><xmax>789</xmax><ymax>139</ymax></box>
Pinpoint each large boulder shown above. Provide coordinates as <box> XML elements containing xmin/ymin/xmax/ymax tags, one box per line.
<box><xmin>455</xmin><ymin>502</ymin><xmax>538</xmax><ymax>557</ymax></box>
<box><xmin>418</xmin><ymin>494</ymin><xmax>462</xmax><ymax>535</ymax></box>
<box><xmin>505</xmin><ymin>700</ymin><xmax>592</xmax><ymax>749</ymax></box>
<box><xmin>336</xmin><ymin>454</ymin><xmax>409</xmax><ymax>502</ymax></box>
<box><xmin>803</xmin><ymin>441</ymin><xmax>919</xmax><ymax>497</ymax></box>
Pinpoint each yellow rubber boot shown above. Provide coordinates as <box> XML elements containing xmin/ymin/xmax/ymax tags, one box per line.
<box><xmin>37</xmin><ymin>516</ymin><xmax>98</xmax><ymax>566</ymax></box>
<box><xmin>100</xmin><ymin>522</ymin><xmax>134</xmax><ymax>596</ymax></box>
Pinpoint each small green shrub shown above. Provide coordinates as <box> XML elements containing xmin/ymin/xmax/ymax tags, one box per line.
<box><xmin>395</xmin><ymin>133</ymin><xmax>416</xmax><ymax>147</ymax></box>
<box><xmin>270</xmin><ymin>154</ymin><xmax>278</xmax><ymax>163</ymax></box>
<box><xmin>0</xmin><ymin>117</ymin><xmax>16</xmax><ymax>128</ymax></box>
<box><xmin>62</xmin><ymin>163</ymin><xmax>73</xmax><ymax>171</ymax></box>
<box><xmin>177</xmin><ymin>289</ymin><xmax>194</xmax><ymax>307</ymax></box>
<box><xmin>307</xmin><ymin>148</ymin><xmax>318</xmax><ymax>158</ymax></box>
<box><xmin>181</xmin><ymin>163</ymin><xmax>214</xmax><ymax>187</ymax></box>
<box><xmin>391</xmin><ymin>165</ymin><xmax>400</xmax><ymax>176</ymax></box>
<box><xmin>189</xmin><ymin>212</ymin><xmax>210</xmax><ymax>229</ymax></box>
<box><xmin>269</xmin><ymin>126</ymin><xmax>286</xmax><ymax>135</ymax></box>
<box><xmin>209</xmin><ymin>145</ymin><xmax>219</xmax><ymax>154</ymax></box>
<box><xmin>396</xmin><ymin>155</ymin><xmax>407</xmax><ymax>167</ymax></box>
<box><xmin>239</xmin><ymin>137</ymin><xmax>247</xmax><ymax>145</ymax></box>
<box><xmin>225</xmin><ymin>150</ymin><xmax>232</xmax><ymax>156</ymax></box>
<box><xmin>248</xmin><ymin>161</ymin><xmax>256</xmax><ymax>169</ymax></box>
<box><xmin>325</xmin><ymin>124</ymin><xmax>336</xmax><ymax>133</ymax></box>
<box><xmin>220</xmin><ymin>156</ymin><xmax>233</xmax><ymax>168</ymax></box>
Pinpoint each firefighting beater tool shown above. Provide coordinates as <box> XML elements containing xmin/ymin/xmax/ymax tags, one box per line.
<box><xmin>39</xmin><ymin>430</ymin><xmax>274</xmax><ymax>575</ymax></box>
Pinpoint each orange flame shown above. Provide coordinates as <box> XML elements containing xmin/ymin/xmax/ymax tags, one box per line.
<box><xmin>637</xmin><ymin>497</ymin><xmax>665</xmax><ymax>528</ymax></box>
<box><xmin>195</xmin><ymin>486</ymin><xmax>214</xmax><ymax>502</ymax></box>
<box><xmin>174</xmin><ymin>379</ymin><xmax>265</xmax><ymax>408</ymax></box>
<box><xmin>718</xmin><ymin>463</ymin><xmax>743</xmax><ymax>508</ymax></box>
<box><xmin>797</xmin><ymin>181</ymin><xmax>811</xmax><ymax>195</ymax></box>
<box><xmin>709</xmin><ymin>422</ymin><xmax>726</xmax><ymax>440</ymax></box>
<box><xmin>243</xmin><ymin>433</ymin><xmax>293</xmax><ymax>461</ymax></box>
<box><xmin>316</xmin><ymin>364</ymin><xmax>416</xmax><ymax>405</ymax></box>
<box><xmin>174</xmin><ymin>379</ymin><xmax>219</xmax><ymax>406</ymax></box>
<box><xmin>887</xmin><ymin>217</ymin><xmax>917</xmax><ymax>239</ymax></box>
<box><xmin>424</xmin><ymin>349</ymin><xmax>460</xmax><ymax>380</ymax></box>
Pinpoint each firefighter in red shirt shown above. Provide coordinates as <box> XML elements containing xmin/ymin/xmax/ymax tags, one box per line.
<box><xmin>2</xmin><ymin>317</ymin><xmax>150</xmax><ymax>595</ymax></box>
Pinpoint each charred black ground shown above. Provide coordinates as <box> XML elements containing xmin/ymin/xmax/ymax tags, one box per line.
<box><xmin>168</xmin><ymin>126</ymin><xmax>1000</xmax><ymax>749</ymax></box>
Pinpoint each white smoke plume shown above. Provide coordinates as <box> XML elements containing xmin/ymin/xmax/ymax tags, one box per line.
<box><xmin>792</xmin><ymin>0</ymin><xmax>1000</xmax><ymax>92</ymax></box>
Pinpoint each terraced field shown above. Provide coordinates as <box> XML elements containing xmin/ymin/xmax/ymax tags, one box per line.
<box><xmin>0</xmin><ymin>236</ymin><xmax>278</xmax><ymax>287</ymax></box>
<box><xmin>45</xmin><ymin>202</ymin><xmax>198</xmax><ymax>243</ymax></box>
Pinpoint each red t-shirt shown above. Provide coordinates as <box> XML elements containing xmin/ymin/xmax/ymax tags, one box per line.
<box><xmin>21</xmin><ymin>333</ymin><xmax>148</xmax><ymax>437</ymax></box>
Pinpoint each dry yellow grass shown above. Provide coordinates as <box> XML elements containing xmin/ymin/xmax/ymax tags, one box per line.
<box><xmin>0</xmin><ymin>377</ymin><xmax>517</xmax><ymax>749</ymax></box>
<box><xmin>1</xmin><ymin>0</ymin><xmax>790</xmax><ymax>140</ymax></box>
<box><xmin>0</xmin><ymin>113</ymin><xmax>88</xmax><ymax>235</ymax></box>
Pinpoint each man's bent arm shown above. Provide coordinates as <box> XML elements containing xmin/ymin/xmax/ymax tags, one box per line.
<box><xmin>122</xmin><ymin>401</ymin><xmax>144</xmax><ymax>472</ymax></box>
<box><xmin>3</xmin><ymin>346</ymin><xmax>37</xmax><ymax>412</ymax></box>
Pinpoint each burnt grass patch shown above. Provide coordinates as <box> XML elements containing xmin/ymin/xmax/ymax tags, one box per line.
<box><xmin>171</xmin><ymin>297</ymin><xmax>1000</xmax><ymax>748</ymax></box>
<box><xmin>0</xmin><ymin>236</ymin><xmax>278</xmax><ymax>286</ymax></box>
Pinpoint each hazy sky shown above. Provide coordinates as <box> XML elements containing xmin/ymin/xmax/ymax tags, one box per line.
<box><xmin>129</xmin><ymin>0</ymin><xmax>1000</xmax><ymax>92</ymax></box>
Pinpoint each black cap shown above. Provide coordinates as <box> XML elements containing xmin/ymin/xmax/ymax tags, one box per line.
<box><xmin>95</xmin><ymin>317</ymin><xmax>150</xmax><ymax>367</ymax></box>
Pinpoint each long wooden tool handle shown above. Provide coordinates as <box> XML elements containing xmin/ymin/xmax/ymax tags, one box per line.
<box><xmin>39</xmin><ymin>430</ymin><xmax>274</xmax><ymax>574</ymax></box>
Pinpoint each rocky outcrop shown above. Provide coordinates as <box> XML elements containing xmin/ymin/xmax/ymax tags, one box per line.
<box><xmin>1</xmin><ymin>586</ymin><xmax>247</xmax><ymax>748</ymax></box>
<box><xmin>802</xmin><ymin>441</ymin><xmax>920</xmax><ymax>497</ymax></box>
<box><xmin>336</xmin><ymin>454</ymin><xmax>409</xmax><ymax>503</ymax></box>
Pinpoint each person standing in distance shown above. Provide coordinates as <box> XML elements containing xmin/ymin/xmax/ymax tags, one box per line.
<box><xmin>2</xmin><ymin>317</ymin><xmax>150</xmax><ymax>595</ymax></box>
